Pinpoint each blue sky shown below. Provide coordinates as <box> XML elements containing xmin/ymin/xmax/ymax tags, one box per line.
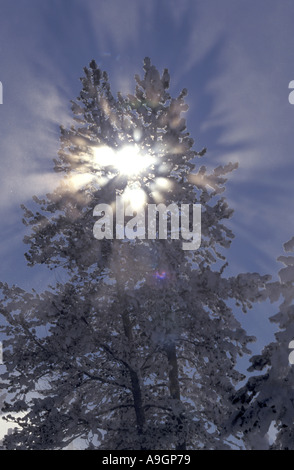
<box><xmin>1</xmin><ymin>0</ymin><xmax>294</xmax><ymax>360</ymax></box>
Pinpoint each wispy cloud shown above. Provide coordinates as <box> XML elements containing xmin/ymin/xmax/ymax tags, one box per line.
<box><xmin>168</xmin><ymin>1</ymin><xmax>294</xmax><ymax>273</ymax></box>
<box><xmin>0</xmin><ymin>0</ymin><xmax>293</xmax><ymax>282</ymax></box>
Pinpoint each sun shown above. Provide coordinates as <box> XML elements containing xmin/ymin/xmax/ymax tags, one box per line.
<box><xmin>88</xmin><ymin>143</ymin><xmax>171</xmax><ymax>210</ymax></box>
<box><xmin>68</xmin><ymin>144</ymin><xmax>172</xmax><ymax>211</ymax></box>
<box><xmin>93</xmin><ymin>144</ymin><xmax>155</xmax><ymax>177</ymax></box>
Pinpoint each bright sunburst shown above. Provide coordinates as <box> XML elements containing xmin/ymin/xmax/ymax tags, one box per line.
<box><xmin>93</xmin><ymin>144</ymin><xmax>155</xmax><ymax>177</ymax></box>
<box><xmin>72</xmin><ymin>143</ymin><xmax>172</xmax><ymax>211</ymax></box>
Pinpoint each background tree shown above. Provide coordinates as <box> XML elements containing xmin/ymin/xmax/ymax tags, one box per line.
<box><xmin>0</xmin><ymin>58</ymin><xmax>270</xmax><ymax>450</ymax></box>
<box><xmin>229</xmin><ymin>236</ymin><xmax>294</xmax><ymax>450</ymax></box>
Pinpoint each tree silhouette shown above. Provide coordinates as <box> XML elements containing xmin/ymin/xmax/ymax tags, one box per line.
<box><xmin>0</xmin><ymin>58</ymin><xmax>269</xmax><ymax>450</ymax></box>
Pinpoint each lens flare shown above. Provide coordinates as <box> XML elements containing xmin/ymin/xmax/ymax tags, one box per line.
<box><xmin>154</xmin><ymin>271</ymin><xmax>168</xmax><ymax>280</ymax></box>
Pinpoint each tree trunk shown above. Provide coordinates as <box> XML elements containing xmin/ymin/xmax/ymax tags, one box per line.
<box><xmin>165</xmin><ymin>341</ymin><xmax>186</xmax><ymax>450</ymax></box>
<box><xmin>115</xmin><ymin>242</ymin><xmax>146</xmax><ymax>449</ymax></box>
<box><xmin>121</xmin><ymin>307</ymin><xmax>146</xmax><ymax>448</ymax></box>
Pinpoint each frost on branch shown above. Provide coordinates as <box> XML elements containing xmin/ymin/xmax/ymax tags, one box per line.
<box><xmin>229</xmin><ymin>237</ymin><xmax>294</xmax><ymax>450</ymax></box>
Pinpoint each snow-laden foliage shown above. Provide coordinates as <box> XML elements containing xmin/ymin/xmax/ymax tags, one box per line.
<box><xmin>0</xmin><ymin>58</ymin><xmax>270</xmax><ymax>450</ymax></box>
<box><xmin>229</xmin><ymin>237</ymin><xmax>294</xmax><ymax>450</ymax></box>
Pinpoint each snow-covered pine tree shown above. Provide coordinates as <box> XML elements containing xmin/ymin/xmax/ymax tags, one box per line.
<box><xmin>0</xmin><ymin>58</ymin><xmax>269</xmax><ymax>450</ymax></box>
<box><xmin>229</xmin><ymin>236</ymin><xmax>294</xmax><ymax>450</ymax></box>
